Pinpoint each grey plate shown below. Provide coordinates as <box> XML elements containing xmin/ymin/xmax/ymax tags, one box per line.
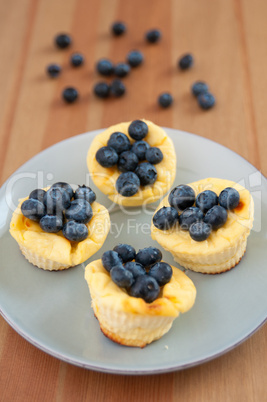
<box><xmin>0</xmin><ymin>128</ymin><xmax>266</xmax><ymax>375</ymax></box>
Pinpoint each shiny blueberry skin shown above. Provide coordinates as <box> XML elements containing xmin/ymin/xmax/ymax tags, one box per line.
<box><xmin>129</xmin><ymin>275</ymin><xmax>160</xmax><ymax>303</ymax></box>
<box><xmin>102</xmin><ymin>250</ymin><xmax>123</xmax><ymax>272</ymax></box>
<box><xmin>70</xmin><ymin>53</ymin><xmax>84</xmax><ymax>67</ymax></box>
<box><xmin>145</xmin><ymin>147</ymin><xmax>163</xmax><ymax>164</ymax></box>
<box><xmin>153</xmin><ymin>206</ymin><xmax>179</xmax><ymax>230</ymax></box>
<box><xmin>168</xmin><ymin>185</ymin><xmax>195</xmax><ymax>211</ymax></box>
<box><xmin>204</xmin><ymin>205</ymin><xmax>228</xmax><ymax>230</ymax></box>
<box><xmin>111</xmin><ymin>21</ymin><xmax>126</xmax><ymax>36</ymax></box>
<box><xmin>39</xmin><ymin>214</ymin><xmax>63</xmax><ymax>233</ymax></box>
<box><xmin>124</xmin><ymin>261</ymin><xmax>146</xmax><ymax>279</ymax></box>
<box><xmin>127</xmin><ymin>50</ymin><xmax>144</xmax><ymax>67</ymax></box>
<box><xmin>158</xmin><ymin>93</ymin><xmax>173</xmax><ymax>108</ymax></box>
<box><xmin>148</xmin><ymin>262</ymin><xmax>173</xmax><ymax>286</ymax></box>
<box><xmin>51</xmin><ymin>182</ymin><xmax>74</xmax><ymax>199</ymax></box>
<box><xmin>47</xmin><ymin>64</ymin><xmax>61</xmax><ymax>78</ymax></box>
<box><xmin>94</xmin><ymin>82</ymin><xmax>110</xmax><ymax>98</ymax></box>
<box><xmin>131</xmin><ymin>140</ymin><xmax>150</xmax><ymax>160</ymax></box>
<box><xmin>29</xmin><ymin>189</ymin><xmax>46</xmax><ymax>203</ymax></box>
<box><xmin>63</xmin><ymin>220</ymin><xmax>88</xmax><ymax>242</ymax></box>
<box><xmin>191</xmin><ymin>81</ymin><xmax>209</xmax><ymax>97</ymax></box>
<box><xmin>178</xmin><ymin>54</ymin><xmax>194</xmax><ymax>70</ymax></box>
<box><xmin>128</xmin><ymin>120</ymin><xmax>148</xmax><ymax>140</ymax></box>
<box><xmin>96</xmin><ymin>59</ymin><xmax>114</xmax><ymax>76</ymax></box>
<box><xmin>195</xmin><ymin>190</ymin><xmax>218</xmax><ymax>213</ymax></box>
<box><xmin>114</xmin><ymin>63</ymin><xmax>131</xmax><ymax>77</ymax></box>
<box><xmin>96</xmin><ymin>146</ymin><xmax>118</xmax><ymax>167</ymax></box>
<box><xmin>118</xmin><ymin>151</ymin><xmax>139</xmax><ymax>172</ymax></box>
<box><xmin>21</xmin><ymin>199</ymin><xmax>46</xmax><ymax>222</ymax></box>
<box><xmin>62</xmin><ymin>87</ymin><xmax>79</xmax><ymax>103</ymax></box>
<box><xmin>198</xmin><ymin>92</ymin><xmax>216</xmax><ymax>109</ymax></box>
<box><xmin>135</xmin><ymin>247</ymin><xmax>162</xmax><ymax>268</ymax></box>
<box><xmin>189</xmin><ymin>221</ymin><xmax>212</xmax><ymax>242</ymax></box>
<box><xmin>219</xmin><ymin>187</ymin><xmax>240</xmax><ymax>210</ymax></box>
<box><xmin>179</xmin><ymin>207</ymin><xmax>204</xmax><ymax>230</ymax></box>
<box><xmin>65</xmin><ymin>199</ymin><xmax>93</xmax><ymax>224</ymax></box>
<box><xmin>55</xmin><ymin>33</ymin><xmax>72</xmax><ymax>49</ymax></box>
<box><xmin>135</xmin><ymin>162</ymin><xmax>157</xmax><ymax>186</ymax></box>
<box><xmin>113</xmin><ymin>244</ymin><xmax>136</xmax><ymax>263</ymax></box>
<box><xmin>146</xmin><ymin>29</ymin><xmax>161</xmax><ymax>43</ymax></box>
<box><xmin>116</xmin><ymin>172</ymin><xmax>140</xmax><ymax>197</ymax></box>
<box><xmin>107</xmin><ymin>132</ymin><xmax>131</xmax><ymax>154</ymax></box>
<box><xmin>110</xmin><ymin>79</ymin><xmax>126</xmax><ymax>97</ymax></box>
<box><xmin>110</xmin><ymin>265</ymin><xmax>134</xmax><ymax>288</ymax></box>
<box><xmin>44</xmin><ymin>187</ymin><xmax>71</xmax><ymax>215</ymax></box>
<box><xmin>74</xmin><ymin>185</ymin><xmax>96</xmax><ymax>204</ymax></box>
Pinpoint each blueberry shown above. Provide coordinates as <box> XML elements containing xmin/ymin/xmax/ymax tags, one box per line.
<box><xmin>146</xmin><ymin>29</ymin><xmax>161</xmax><ymax>43</ymax></box>
<box><xmin>124</xmin><ymin>261</ymin><xmax>146</xmax><ymax>279</ymax></box>
<box><xmin>195</xmin><ymin>190</ymin><xmax>218</xmax><ymax>213</ymax></box>
<box><xmin>198</xmin><ymin>92</ymin><xmax>216</xmax><ymax>110</ymax></box>
<box><xmin>219</xmin><ymin>187</ymin><xmax>240</xmax><ymax>210</ymax></box>
<box><xmin>51</xmin><ymin>182</ymin><xmax>74</xmax><ymax>199</ymax></box>
<box><xmin>118</xmin><ymin>151</ymin><xmax>139</xmax><ymax>172</ymax></box>
<box><xmin>204</xmin><ymin>205</ymin><xmax>228</xmax><ymax>230</ymax></box>
<box><xmin>152</xmin><ymin>206</ymin><xmax>179</xmax><ymax>230</ymax></box>
<box><xmin>191</xmin><ymin>81</ymin><xmax>209</xmax><ymax>97</ymax></box>
<box><xmin>148</xmin><ymin>262</ymin><xmax>172</xmax><ymax>286</ymax></box>
<box><xmin>113</xmin><ymin>244</ymin><xmax>136</xmax><ymax>263</ymax></box>
<box><xmin>21</xmin><ymin>199</ymin><xmax>46</xmax><ymax>222</ymax></box>
<box><xmin>29</xmin><ymin>189</ymin><xmax>46</xmax><ymax>203</ymax></box>
<box><xmin>129</xmin><ymin>275</ymin><xmax>160</xmax><ymax>303</ymax></box>
<box><xmin>110</xmin><ymin>79</ymin><xmax>126</xmax><ymax>97</ymax></box>
<box><xmin>111</xmin><ymin>21</ymin><xmax>126</xmax><ymax>36</ymax></box>
<box><xmin>44</xmin><ymin>187</ymin><xmax>71</xmax><ymax>215</ymax></box>
<box><xmin>179</xmin><ymin>207</ymin><xmax>204</xmax><ymax>230</ymax></box>
<box><xmin>110</xmin><ymin>265</ymin><xmax>134</xmax><ymax>288</ymax></box>
<box><xmin>39</xmin><ymin>214</ymin><xmax>63</xmax><ymax>233</ymax></box>
<box><xmin>96</xmin><ymin>58</ymin><xmax>114</xmax><ymax>76</ymax></box>
<box><xmin>145</xmin><ymin>147</ymin><xmax>163</xmax><ymax>164</ymax></box>
<box><xmin>135</xmin><ymin>162</ymin><xmax>157</xmax><ymax>186</ymax></box>
<box><xmin>65</xmin><ymin>199</ymin><xmax>93</xmax><ymax>224</ymax></box>
<box><xmin>114</xmin><ymin>63</ymin><xmax>131</xmax><ymax>77</ymax></box>
<box><xmin>63</xmin><ymin>220</ymin><xmax>88</xmax><ymax>242</ymax></box>
<box><xmin>70</xmin><ymin>53</ymin><xmax>84</xmax><ymax>67</ymax></box>
<box><xmin>62</xmin><ymin>87</ymin><xmax>79</xmax><ymax>103</ymax></box>
<box><xmin>189</xmin><ymin>221</ymin><xmax>211</xmax><ymax>242</ymax></box>
<box><xmin>116</xmin><ymin>172</ymin><xmax>140</xmax><ymax>197</ymax></box>
<box><xmin>127</xmin><ymin>50</ymin><xmax>144</xmax><ymax>67</ymax></box>
<box><xmin>47</xmin><ymin>64</ymin><xmax>61</xmax><ymax>78</ymax></box>
<box><xmin>74</xmin><ymin>185</ymin><xmax>96</xmax><ymax>204</ymax></box>
<box><xmin>102</xmin><ymin>250</ymin><xmax>123</xmax><ymax>272</ymax></box>
<box><xmin>178</xmin><ymin>54</ymin><xmax>194</xmax><ymax>70</ymax></box>
<box><xmin>107</xmin><ymin>132</ymin><xmax>131</xmax><ymax>154</ymax></box>
<box><xmin>131</xmin><ymin>140</ymin><xmax>150</xmax><ymax>160</ymax></box>
<box><xmin>128</xmin><ymin>120</ymin><xmax>148</xmax><ymax>140</ymax></box>
<box><xmin>135</xmin><ymin>247</ymin><xmax>162</xmax><ymax>268</ymax></box>
<box><xmin>94</xmin><ymin>82</ymin><xmax>110</xmax><ymax>98</ymax></box>
<box><xmin>96</xmin><ymin>146</ymin><xmax>118</xmax><ymax>167</ymax></box>
<box><xmin>168</xmin><ymin>185</ymin><xmax>195</xmax><ymax>211</ymax></box>
<box><xmin>55</xmin><ymin>33</ymin><xmax>72</xmax><ymax>49</ymax></box>
<box><xmin>158</xmin><ymin>93</ymin><xmax>173</xmax><ymax>108</ymax></box>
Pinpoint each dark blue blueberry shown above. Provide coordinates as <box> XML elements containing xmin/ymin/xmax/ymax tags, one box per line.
<box><xmin>55</xmin><ymin>33</ymin><xmax>72</xmax><ymax>49</ymax></box>
<box><xmin>129</xmin><ymin>275</ymin><xmax>160</xmax><ymax>303</ymax></box>
<box><xmin>158</xmin><ymin>93</ymin><xmax>173</xmax><ymax>108</ymax></box>
<box><xmin>146</xmin><ymin>29</ymin><xmax>161</xmax><ymax>43</ymax></box>
<box><xmin>62</xmin><ymin>87</ymin><xmax>79</xmax><ymax>103</ymax></box>
<box><xmin>96</xmin><ymin>58</ymin><xmax>114</xmax><ymax>76</ymax></box>
<box><xmin>128</xmin><ymin>120</ymin><xmax>148</xmax><ymax>140</ymax></box>
<box><xmin>204</xmin><ymin>205</ymin><xmax>228</xmax><ymax>230</ymax></box>
<box><xmin>39</xmin><ymin>214</ymin><xmax>63</xmax><ymax>233</ymax></box>
<box><xmin>189</xmin><ymin>221</ymin><xmax>211</xmax><ymax>242</ymax></box>
<box><xmin>135</xmin><ymin>247</ymin><xmax>162</xmax><ymax>268</ymax></box>
<box><xmin>197</xmin><ymin>92</ymin><xmax>216</xmax><ymax>110</ymax></box>
<box><xmin>148</xmin><ymin>262</ymin><xmax>172</xmax><ymax>286</ymax></box>
<box><xmin>21</xmin><ymin>199</ymin><xmax>46</xmax><ymax>222</ymax></box>
<box><xmin>135</xmin><ymin>162</ymin><xmax>157</xmax><ymax>186</ymax></box>
<box><xmin>51</xmin><ymin>182</ymin><xmax>74</xmax><ymax>199</ymax></box>
<box><xmin>94</xmin><ymin>82</ymin><xmax>110</xmax><ymax>98</ymax></box>
<box><xmin>101</xmin><ymin>250</ymin><xmax>123</xmax><ymax>272</ymax></box>
<box><xmin>74</xmin><ymin>185</ymin><xmax>96</xmax><ymax>204</ymax></box>
<box><xmin>114</xmin><ymin>63</ymin><xmax>131</xmax><ymax>77</ymax></box>
<box><xmin>127</xmin><ymin>50</ymin><xmax>144</xmax><ymax>67</ymax></box>
<box><xmin>65</xmin><ymin>199</ymin><xmax>93</xmax><ymax>224</ymax></box>
<box><xmin>152</xmin><ymin>206</ymin><xmax>179</xmax><ymax>230</ymax></box>
<box><xmin>96</xmin><ymin>146</ymin><xmax>118</xmax><ymax>167</ymax></box>
<box><xmin>218</xmin><ymin>187</ymin><xmax>240</xmax><ymax>210</ymax></box>
<box><xmin>131</xmin><ymin>140</ymin><xmax>150</xmax><ymax>160</ymax></box>
<box><xmin>179</xmin><ymin>207</ymin><xmax>204</xmax><ymax>230</ymax></box>
<box><xmin>191</xmin><ymin>81</ymin><xmax>209</xmax><ymax>97</ymax></box>
<box><xmin>111</xmin><ymin>21</ymin><xmax>127</xmax><ymax>36</ymax></box>
<box><xmin>195</xmin><ymin>190</ymin><xmax>218</xmax><ymax>213</ymax></box>
<box><xmin>168</xmin><ymin>185</ymin><xmax>195</xmax><ymax>211</ymax></box>
<box><xmin>62</xmin><ymin>220</ymin><xmax>88</xmax><ymax>242</ymax></box>
<box><xmin>178</xmin><ymin>54</ymin><xmax>194</xmax><ymax>70</ymax></box>
<box><xmin>107</xmin><ymin>132</ymin><xmax>131</xmax><ymax>154</ymax></box>
<box><xmin>47</xmin><ymin>64</ymin><xmax>61</xmax><ymax>78</ymax></box>
<box><xmin>116</xmin><ymin>172</ymin><xmax>140</xmax><ymax>197</ymax></box>
<box><xmin>110</xmin><ymin>79</ymin><xmax>126</xmax><ymax>97</ymax></box>
<box><xmin>110</xmin><ymin>265</ymin><xmax>134</xmax><ymax>288</ymax></box>
<box><xmin>145</xmin><ymin>147</ymin><xmax>163</xmax><ymax>164</ymax></box>
<box><xmin>29</xmin><ymin>189</ymin><xmax>46</xmax><ymax>203</ymax></box>
<box><xmin>124</xmin><ymin>261</ymin><xmax>146</xmax><ymax>279</ymax></box>
<box><xmin>118</xmin><ymin>151</ymin><xmax>139</xmax><ymax>172</ymax></box>
<box><xmin>70</xmin><ymin>53</ymin><xmax>84</xmax><ymax>67</ymax></box>
<box><xmin>113</xmin><ymin>244</ymin><xmax>136</xmax><ymax>263</ymax></box>
<box><xmin>44</xmin><ymin>187</ymin><xmax>71</xmax><ymax>215</ymax></box>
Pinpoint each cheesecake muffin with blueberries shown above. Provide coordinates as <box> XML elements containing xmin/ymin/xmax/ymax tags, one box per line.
<box><xmin>151</xmin><ymin>178</ymin><xmax>254</xmax><ymax>274</ymax></box>
<box><xmin>85</xmin><ymin>244</ymin><xmax>196</xmax><ymax>347</ymax></box>
<box><xmin>87</xmin><ymin>119</ymin><xmax>176</xmax><ymax>206</ymax></box>
<box><xmin>10</xmin><ymin>182</ymin><xmax>110</xmax><ymax>271</ymax></box>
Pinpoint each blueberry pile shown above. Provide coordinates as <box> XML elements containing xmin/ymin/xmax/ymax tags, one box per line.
<box><xmin>101</xmin><ymin>244</ymin><xmax>172</xmax><ymax>303</ymax></box>
<box><xmin>153</xmin><ymin>185</ymin><xmax>240</xmax><ymax>241</ymax></box>
<box><xmin>21</xmin><ymin>183</ymin><xmax>96</xmax><ymax>242</ymax></box>
<box><xmin>191</xmin><ymin>81</ymin><xmax>216</xmax><ymax>110</ymax></box>
<box><xmin>95</xmin><ymin>120</ymin><xmax>164</xmax><ymax>197</ymax></box>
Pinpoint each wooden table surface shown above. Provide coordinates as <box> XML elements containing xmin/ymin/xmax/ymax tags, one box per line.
<box><xmin>0</xmin><ymin>0</ymin><xmax>266</xmax><ymax>400</ymax></box>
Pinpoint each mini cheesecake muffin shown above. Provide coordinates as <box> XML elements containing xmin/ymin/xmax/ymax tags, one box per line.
<box><xmin>151</xmin><ymin>178</ymin><xmax>254</xmax><ymax>274</ymax></box>
<box><xmin>87</xmin><ymin>120</ymin><xmax>176</xmax><ymax>206</ymax></box>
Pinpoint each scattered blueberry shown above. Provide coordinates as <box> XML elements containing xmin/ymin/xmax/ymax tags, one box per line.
<box><xmin>111</xmin><ymin>21</ymin><xmax>127</xmax><ymax>36</ymax></box>
<box><xmin>21</xmin><ymin>199</ymin><xmax>46</xmax><ymax>222</ymax></box>
<box><xmin>63</xmin><ymin>220</ymin><xmax>88</xmax><ymax>242</ymax></box>
<box><xmin>44</xmin><ymin>187</ymin><xmax>71</xmax><ymax>215</ymax></box>
<box><xmin>146</xmin><ymin>29</ymin><xmax>161</xmax><ymax>43</ymax></box>
<box><xmin>129</xmin><ymin>275</ymin><xmax>160</xmax><ymax>303</ymax></box>
<box><xmin>197</xmin><ymin>92</ymin><xmax>216</xmax><ymax>110</ymax></box>
<box><xmin>131</xmin><ymin>140</ymin><xmax>150</xmax><ymax>161</ymax></box>
<box><xmin>124</xmin><ymin>261</ymin><xmax>146</xmax><ymax>279</ymax></box>
<box><xmin>62</xmin><ymin>87</ymin><xmax>79</xmax><ymax>103</ymax></box>
<box><xmin>118</xmin><ymin>151</ymin><xmax>139</xmax><ymax>172</ymax></box>
<box><xmin>116</xmin><ymin>172</ymin><xmax>140</xmax><ymax>197</ymax></box>
<box><xmin>110</xmin><ymin>79</ymin><xmax>126</xmax><ymax>97</ymax></box>
<box><xmin>114</xmin><ymin>63</ymin><xmax>131</xmax><ymax>77</ymax></box>
<box><xmin>65</xmin><ymin>199</ymin><xmax>93</xmax><ymax>224</ymax></box>
<box><xmin>107</xmin><ymin>132</ymin><xmax>131</xmax><ymax>154</ymax></box>
<box><xmin>29</xmin><ymin>189</ymin><xmax>46</xmax><ymax>204</ymax></box>
<box><xmin>145</xmin><ymin>147</ymin><xmax>163</xmax><ymax>164</ymax></box>
<box><xmin>135</xmin><ymin>247</ymin><xmax>162</xmax><ymax>268</ymax></box>
<box><xmin>158</xmin><ymin>93</ymin><xmax>173</xmax><ymax>108</ymax></box>
<box><xmin>179</xmin><ymin>207</ymin><xmax>204</xmax><ymax>230</ymax></box>
<box><xmin>219</xmin><ymin>187</ymin><xmax>240</xmax><ymax>210</ymax></box>
<box><xmin>94</xmin><ymin>82</ymin><xmax>110</xmax><ymax>98</ymax></box>
<box><xmin>51</xmin><ymin>182</ymin><xmax>74</xmax><ymax>199</ymax></box>
<box><xmin>178</xmin><ymin>54</ymin><xmax>194</xmax><ymax>70</ymax></box>
<box><xmin>96</xmin><ymin>146</ymin><xmax>118</xmax><ymax>167</ymax></box>
<box><xmin>168</xmin><ymin>185</ymin><xmax>195</xmax><ymax>211</ymax></box>
<box><xmin>195</xmin><ymin>190</ymin><xmax>218</xmax><ymax>213</ymax></box>
<box><xmin>204</xmin><ymin>205</ymin><xmax>228</xmax><ymax>230</ymax></box>
<box><xmin>148</xmin><ymin>262</ymin><xmax>172</xmax><ymax>286</ymax></box>
<box><xmin>127</xmin><ymin>50</ymin><xmax>144</xmax><ymax>67</ymax></box>
<box><xmin>152</xmin><ymin>206</ymin><xmax>179</xmax><ymax>230</ymax></box>
<box><xmin>47</xmin><ymin>64</ymin><xmax>61</xmax><ymax>78</ymax></box>
<box><xmin>128</xmin><ymin>120</ymin><xmax>148</xmax><ymax>140</ymax></box>
<box><xmin>135</xmin><ymin>162</ymin><xmax>157</xmax><ymax>186</ymax></box>
<box><xmin>110</xmin><ymin>265</ymin><xmax>134</xmax><ymax>288</ymax></box>
<box><xmin>55</xmin><ymin>33</ymin><xmax>72</xmax><ymax>49</ymax></box>
<box><xmin>39</xmin><ymin>214</ymin><xmax>63</xmax><ymax>233</ymax></box>
<box><xmin>191</xmin><ymin>81</ymin><xmax>209</xmax><ymax>97</ymax></box>
<box><xmin>113</xmin><ymin>244</ymin><xmax>136</xmax><ymax>263</ymax></box>
<box><xmin>70</xmin><ymin>53</ymin><xmax>84</xmax><ymax>67</ymax></box>
<box><xmin>96</xmin><ymin>58</ymin><xmax>114</xmax><ymax>76</ymax></box>
<box><xmin>189</xmin><ymin>221</ymin><xmax>211</xmax><ymax>241</ymax></box>
<box><xmin>74</xmin><ymin>185</ymin><xmax>96</xmax><ymax>204</ymax></box>
<box><xmin>102</xmin><ymin>250</ymin><xmax>123</xmax><ymax>272</ymax></box>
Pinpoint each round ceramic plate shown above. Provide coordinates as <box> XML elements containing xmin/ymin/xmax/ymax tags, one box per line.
<box><xmin>0</xmin><ymin>128</ymin><xmax>266</xmax><ymax>374</ymax></box>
